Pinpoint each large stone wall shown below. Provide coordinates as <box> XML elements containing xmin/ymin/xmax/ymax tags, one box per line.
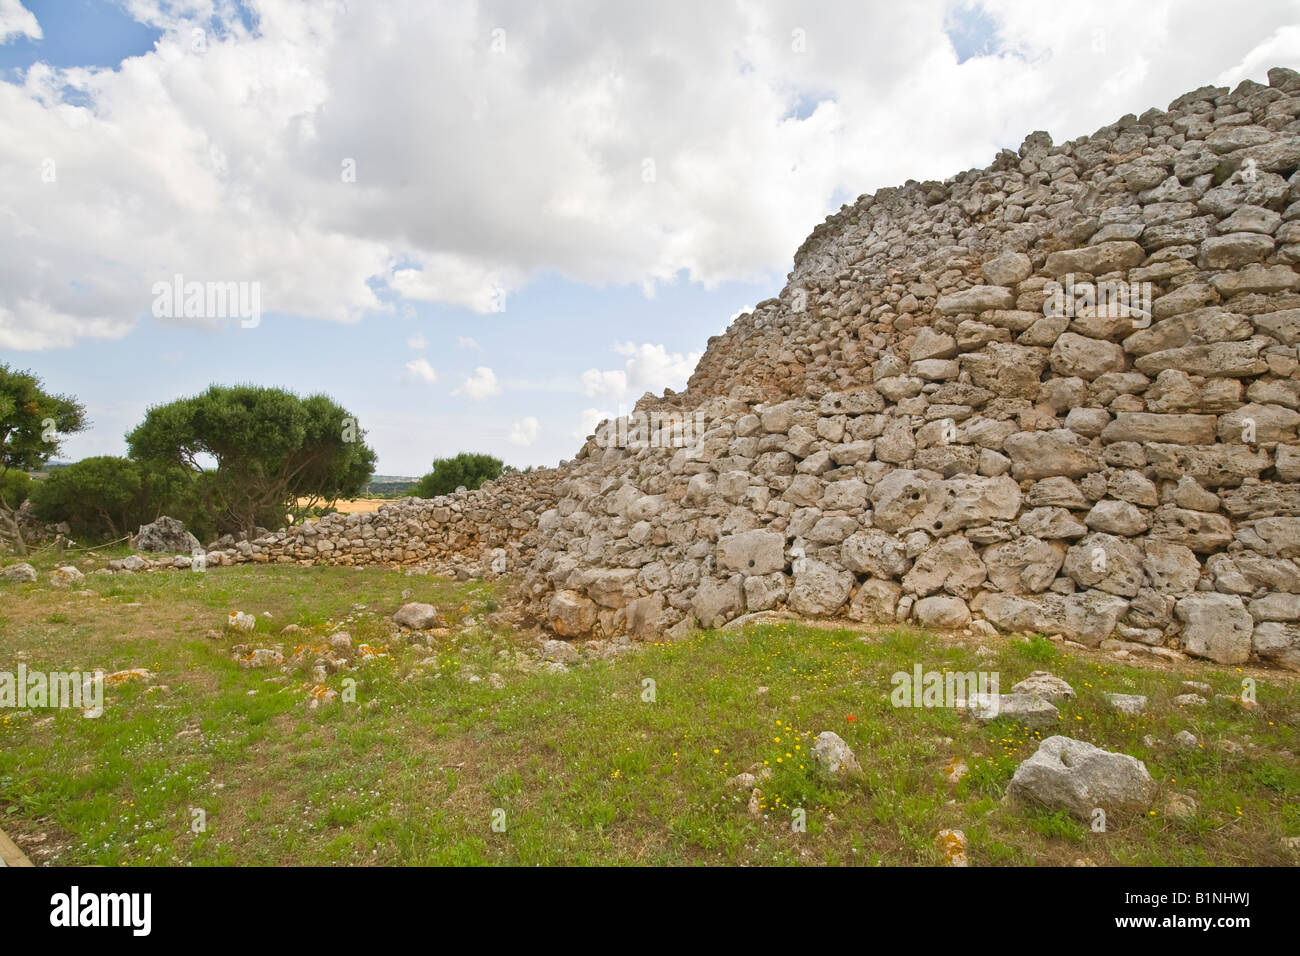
<box><xmin>209</xmin><ymin>69</ymin><xmax>1300</xmax><ymax>672</ymax></box>
<box><xmin>513</xmin><ymin>68</ymin><xmax>1300</xmax><ymax>672</ymax></box>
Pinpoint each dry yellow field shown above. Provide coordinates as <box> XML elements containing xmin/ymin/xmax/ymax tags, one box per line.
<box><xmin>295</xmin><ymin>498</ymin><xmax>388</xmax><ymax>515</ymax></box>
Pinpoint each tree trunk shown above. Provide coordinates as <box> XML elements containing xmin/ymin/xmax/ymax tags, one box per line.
<box><xmin>0</xmin><ymin>507</ymin><xmax>27</xmax><ymax>557</ymax></box>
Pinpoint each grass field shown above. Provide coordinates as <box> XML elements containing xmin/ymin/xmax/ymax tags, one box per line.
<box><xmin>1</xmin><ymin>551</ymin><xmax>1297</xmax><ymax>866</ymax></box>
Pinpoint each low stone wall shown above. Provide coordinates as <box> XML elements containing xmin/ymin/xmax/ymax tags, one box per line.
<box><xmin>196</xmin><ymin>469</ymin><xmax>564</xmax><ymax>574</ymax></box>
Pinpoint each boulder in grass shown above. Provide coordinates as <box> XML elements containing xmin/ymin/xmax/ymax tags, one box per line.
<box><xmin>1104</xmin><ymin>693</ymin><xmax>1148</xmax><ymax>715</ymax></box>
<box><xmin>393</xmin><ymin>602</ymin><xmax>439</xmax><ymax>630</ymax></box>
<box><xmin>1007</xmin><ymin>735</ymin><xmax>1156</xmax><ymax>820</ymax></box>
<box><xmin>1009</xmin><ymin>671</ymin><xmax>1076</xmax><ymax>704</ymax></box>
<box><xmin>135</xmin><ymin>516</ymin><xmax>201</xmax><ymax>554</ymax></box>
<box><xmin>0</xmin><ymin>562</ymin><xmax>37</xmax><ymax>583</ymax></box>
<box><xmin>226</xmin><ymin>610</ymin><xmax>256</xmax><ymax>633</ymax></box>
<box><xmin>811</xmin><ymin>731</ymin><xmax>865</xmax><ymax>784</ymax></box>
<box><xmin>50</xmin><ymin>566</ymin><xmax>84</xmax><ymax>588</ymax></box>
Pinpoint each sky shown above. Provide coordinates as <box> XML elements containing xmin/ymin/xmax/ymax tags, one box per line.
<box><xmin>2</xmin><ymin>0</ymin><xmax>1299</xmax><ymax>476</ymax></box>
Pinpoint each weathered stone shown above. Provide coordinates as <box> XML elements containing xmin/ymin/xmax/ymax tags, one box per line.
<box><xmin>1142</xmin><ymin>541</ymin><xmax>1201</xmax><ymax>593</ymax></box>
<box><xmin>743</xmin><ymin>573</ymin><xmax>789</xmax><ymax>613</ymax></box>
<box><xmin>393</xmin><ymin>602</ymin><xmax>439</xmax><ymax>630</ymax></box>
<box><xmin>914</xmin><ymin>594</ymin><xmax>971</xmax><ymax>629</ymax></box>
<box><xmin>1007</xmin><ymin>736</ymin><xmax>1156</xmax><ymax>820</ymax></box>
<box><xmin>1148</xmin><ymin>506</ymin><xmax>1235</xmax><ymax>552</ymax></box>
<box><xmin>0</xmin><ymin>562</ymin><xmax>37</xmax><ymax>583</ymax></box>
<box><xmin>1145</xmin><ymin>444</ymin><xmax>1270</xmax><ymax>487</ymax></box>
<box><xmin>50</xmin><ymin>566</ymin><xmax>84</xmax><ymax>588</ymax></box>
<box><xmin>716</xmin><ymin>529</ymin><xmax>786</xmax><ymax>575</ymax></box>
<box><xmin>981</xmin><ymin>590</ymin><xmax>1128</xmax><ymax>646</ymax></box>
<box><xmin>1176</xmin><ymin>593</ymin><xmax>1253</xmax><ymax>663</ymax></box>
<box><xmin>1003</xmin><ymin>430</ymin><xmax>1102</xmax><ymax>480</ymax></box>
<box><xmin>982</xmin><ymin>250</ymin><xmax>1033</xmax><ymax>285</ymax></box>
<box><xmin>1101</xmin><ymin>413</ymin><xmax>1217</xmax><ymax>445</ymax></box>
<box><xmin>937</xmin><ymin>286</ymin><xmax>1016</xmax><ymax>315</ymax></box>
<box><xmin>1135</xmin><ymin>342</ymin><xmax>1268</xmax><ymax>378</ymax></box>
<box><xmin>1050</xmin><ymin>332</ymin><xmax>1126</xmax><ymax>380</ymax></box>
<box><xmin>787</xmin><ymin>560</ymin><xmax>853</xmax><ymax>617</ymax></box>
<box><xmin>1009</xmin><ymin>671</ymin><xmax>1076</xmax><ymax>703</ymax></box>
<box><xmin>983</xmin><ymin>537</ymin><xmax>1064</xmax><ymax>594</ymax></box>
<box><xmin>1045</xmin><ymin>242</ymin><xmax>1145</xmax><ymax>276</ymax></box>
<box><xmin>692</xmin><ymin>577</ymin><xmax>745</xmax><ymax>628</ymax></box>
<box><xmin>841</xmin><ymin>529</ymin><xmax>908</xmax><ymax>579</ymax></box>
<box><xmin>961</xmin><ymin>343</ymin><xmax>1048</xmax><ymax>399</ymax></box>
<box><xmin>1085</xmin><ymin>500</ymin><xmax>1149</xmax><ymax>536</ymax></box>
<box><xmin>903</xmin><ymin>537</ymin><xmax>986</xmax><ymax>598</ymax></box>
<box><xmin>548</xmin><ymin>590</ymin><xmax>599</xmax><ymax>637</ymax></box>
<box><xmin>1104</xmin><ymin>693</ymin><xmax>1148</xmax><ymax>715</ymax></box>
<box><xmin>847</xmin><ymin>578</ymin><xmax>901</xmax><ymax>623</ymax></box>
<box><xmin>811</xmin><ymin>730</ymin><xmax>864</xmax><ymax>783</ymax></box>
<box><xmin>136</xmin><ymin>516</ymin><xmax>201</xmax><ymax>554</ymax></box>
<box><xmin>1253</xmin><ymin>622</ymin><xmax>1300</xmax><ymax>671</ymax></box>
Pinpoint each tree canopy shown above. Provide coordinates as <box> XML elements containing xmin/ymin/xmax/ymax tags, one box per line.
<box><xmin>0</xmin><ymin>364</ymin><xmax>88</xmax><ymax>553</ymax></box>
<box><xmin>0</xmin><ymin>364</ymin><xmax>87</xmax><ymax>476</ymax></box>
<box><xmin>127</xmin><ymin>384</ymin><xmax>375</xmax><ymax>537</ymax></box>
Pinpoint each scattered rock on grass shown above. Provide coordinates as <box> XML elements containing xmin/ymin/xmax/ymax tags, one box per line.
<box><xmin>50</xmin><ymin>566</ymin><xmax>83</xmax><ymax>587</ymax></box>
<box><xmin>227</xmin><ymin>611</ymin><xmax>256</xmax><ymax>632</ymax></box>
<box><xmin>1164</xmin><ymin>792</ymin><xmax>1198</xmax><ymax>819</ymax></box>
<box><xmin>1</xmin><ymin>563</ymin><xmax>37</xmax><ymax>583</ymax></box>
<box><xmin>1007</xmin><ymin>735</ymin><xmax>1156</xmax><ymax>820</ymax></box>
<box><xmin>1010</xmin><ymin>670</ymin><xmax>1076</xmax><ymax>703</ymax></box>
<box><xmin>393</xmin><ymin>602</ymin><xmax>439</xmax><ymax>630</ymax></box>
<box><xmin>811</xmin><ymin>731</ymin><xmax>864</xmax><ymax>783</ymax></box>
<box><xmin>935</xmin><ymin>829</ymin><xmax>969</xmax><ymax>866</ymax></box>
<box><xmin>237</xmin><ymin>648</ymin><xmax>283</xmax><ymax>669</ymax></box>
<box><xmin>1104</xmin><ymin>693</ymin><xmax>1148</xmax><ymax>715</ymax></box>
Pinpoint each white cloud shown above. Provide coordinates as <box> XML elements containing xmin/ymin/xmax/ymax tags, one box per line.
<box><xmin>404</xmin><ymin>358</ymin><xmax>437</xmax><ymax>383</ymax></box>
<box><xmin>508</xmin><ymin>415</ymin><xmax>540</xmax><ymax>446</ymax></box>
<box><xmin>0</xmin><ymin>0</ymin><xmax>40</xmax><ymax>43</ymax></box>
<box><xmin>2</xmin><ymin>0</ymin><xmax>1299</xmax><ymax>350</ymax></box>
<box><xmin>389</xmin><ymin>255</ymin><xmax>511</xmax><ymax>314</ymax></box>
<box><xmin>575</xmin><ymin>407</ymin><xmax>612</xmax><ymax>439</ymax></box>
<box><xmin>580</xmin><ymin>367</ymin><xmax>628</xmax><ymax>399</ymax></box>
<box><xmin>583</xmin><ymin>341</ymin><xmax>701</xmax><ymax>399</ymax></box>
<box><xmin>457</xmin><ymin>336</ymin><xmax>481</xmax><ymax>350</ymax></box>
<box><xmin>407</xmin><ymin>332</ymin><xmax>428</xmax><ymax>350</ymax></box>
<box><xmin>454</xmin><ymin>365</ymin><xmax>501</xmax><ymax>400</ymax></box>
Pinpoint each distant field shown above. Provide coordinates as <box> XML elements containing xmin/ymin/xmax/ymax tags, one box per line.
<box><xmin>332</xmin><ymin>498</ymin><xmax>388</xmax><ymax>515</ymax></box>
<box><xmin>294</xmin><ymin>498</ymin><xmax>388</xmax><ymax>515</ymax></box>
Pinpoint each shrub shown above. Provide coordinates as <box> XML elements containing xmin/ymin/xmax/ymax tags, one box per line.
<box><xmin>30</xmin><ymin>456</ymin><xmax>206</xmax><ymax>541</ymax></box>
<box><xmin>0</xmin><ymin>469</ymin><xmax>31</xmax><ymax>509</ymax></box>
<box><xmin>411</xmin><ymin>453</ymin><xmax>506</xmax><ymax>498</ymax></box>
<box><xmin>127</xmin><ymin>385</ymin><xmax>376</xmax><ymax>537</ymax></box>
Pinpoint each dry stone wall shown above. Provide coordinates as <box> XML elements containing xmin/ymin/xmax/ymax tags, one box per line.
<box><xmin>156</xmin><ymin>69</ymin><xmax>1300</xmax><ymax>673</ymax></box>
<box><xmin>193</xmin><ymin>469</ymin><xmax>563</xmax><ymax>575</ymax></box>
<box><xmin>515</xmin><ymin>68</ymin><xmax>1300</xmax><ymax>672</ymax></box>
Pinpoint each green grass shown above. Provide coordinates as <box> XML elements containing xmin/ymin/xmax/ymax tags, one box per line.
<box><xmin>0</xmin><ymin>559</ymin><xmax>1297</xmax><ymax>866</ymax></box>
